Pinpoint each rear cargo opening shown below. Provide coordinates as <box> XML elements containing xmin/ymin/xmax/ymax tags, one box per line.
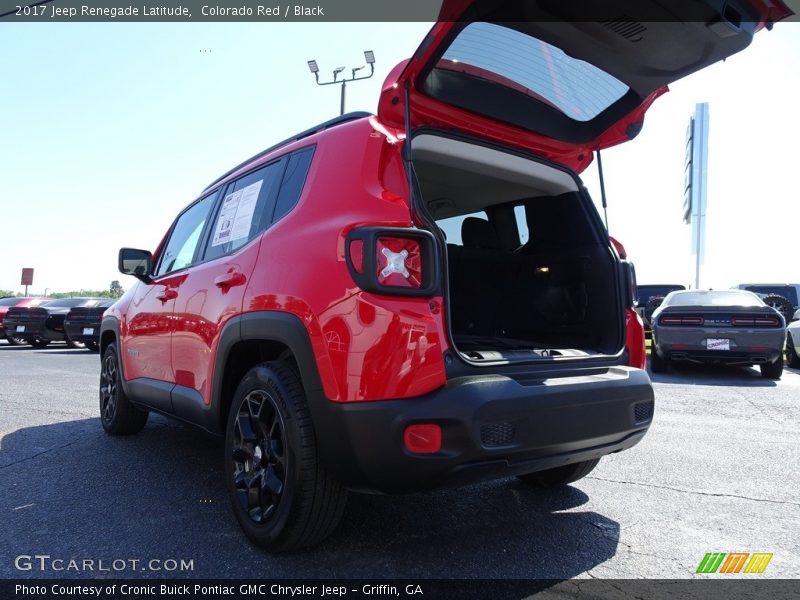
<box><xmin>411</xmin><ymin>134</ymin><xmax>622</xmax><ymax>364</ymax></box>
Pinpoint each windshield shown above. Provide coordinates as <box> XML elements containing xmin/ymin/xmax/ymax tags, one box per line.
<box><xmin>664</xmin><ymin>290</ymin><xmax>764</xmax><ymax>308</ymax></box>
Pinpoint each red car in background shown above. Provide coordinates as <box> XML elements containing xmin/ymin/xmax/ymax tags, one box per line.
<box><xmin>0</xmin><ymin>297</ymin><xmax>50</xmax><ymax>345</ymax></box>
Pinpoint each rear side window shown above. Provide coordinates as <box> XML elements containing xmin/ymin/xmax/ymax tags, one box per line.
<box><xmin>205</xmin><ymin>161</ymin><xmax>283</xmax><ymax>262</ymax></box>
<box><xmin>156</xmin><ymin>193</ymin><xmax>218</xmax><ymax>277</ymax></box>
<box><xmin>436</xmin><ymin>211</ymin><xmax>488</xmax><ymax>246</ymax></box>
<box><xmin>272</xmin><ymin>147</ymin><xmax>314</xmax><ymax>223</ymax></box>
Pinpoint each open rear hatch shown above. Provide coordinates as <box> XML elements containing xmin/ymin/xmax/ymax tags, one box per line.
<box><xmin>378</xmin><ymin>0</ymin><xmax>792</xmax><ymax>172</ymax></box>
<box><xmin>377</xmin><ymin>0</ymin><xmax>791</xmax><ymax>367</ymax></box>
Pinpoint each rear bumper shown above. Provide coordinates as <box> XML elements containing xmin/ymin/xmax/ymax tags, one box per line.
<box><xmin>655</xmin><ymin>346</ymin><xmax>782</xmax><ymax>365</ymax></box>
<box><xmin>311</xmin><ymin>366</ymin><xmax>654</xmax><ymax>493</ymax></box>
<box><xmin>654</xmin><ymin>328</ymin><xmax>784</xmax><ymax>365</ymax></box>
<box><xmin>1</xmin><ymin>321</ymin><xmax>64</xmax><ymax>342</ymax></box>
<box><xmin>64</xmin><ymin>321</ymin><xmax>101</xmax><ymax>343</ymax></box>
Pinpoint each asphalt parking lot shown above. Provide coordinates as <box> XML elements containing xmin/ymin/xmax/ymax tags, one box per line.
<box><xmin>1</xmin><ymin>341</ymin><xmax>798</xmax><ymax>580</ymax></box>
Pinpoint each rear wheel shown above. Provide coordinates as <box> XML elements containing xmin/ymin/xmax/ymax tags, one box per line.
<box><xmin>225</xmin><ymin>361</ymin><xmax>347</xmax><ymax>552</ymax></box>
<box><xmin>30</xmin><ymin>338</ymin><xmax>50</xmax><ymax>348</ymax></box>
<box><xmin>760</xmin><ymin>358</ymin><xmax>783</xmax><ymax>380</ymax></box>
<box><xmin>787</xmin><ymin>333</ymin><xmax>800</xmax><ymax>369</ymax></box>
<box><xmin>100</xmin><ymin>343</ymin><xmax>148</xmax><ymax>435</ymax></box>
<box><xmin>85</xmin><ymin>340</ymin><xmax>100</xmax><ymax>352</ymax></box>
<box><xmin>65</xmin><ymin>335</ymin><xmax>85</xmax><ymax>349</ymax></box>
<box><xmin>5</xmin><ymin>335</ymin><xmax>25</xmax><ymax>346</ymax></box>
<box><xmin>518</xmin><ymin>458</ymin><xmax>600</xmax><ymax>487</ymax></box>
<box><xmin>649</xmin><ymin>346</ymin><xmax>668</xmax><ymax>373</ymax></box>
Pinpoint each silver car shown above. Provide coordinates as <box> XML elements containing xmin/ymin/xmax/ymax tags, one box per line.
<box><xmin>786</xmin><ymin>308</ymin><xmax>800</xmax><ymax>369</ymax></box>
<box><xmin>650</xmin><ymin>290</ymin><xmax>785</xmax><ymax>379</ymax></box>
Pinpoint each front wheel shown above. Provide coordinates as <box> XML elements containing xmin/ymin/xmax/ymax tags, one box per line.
<box><xmin>225</xmin><ymin>362</ymin><xmax>347</xmax><ymax>552</ymax></box>
<box><xmin>760</xmin><ymin>358</ymin><xmax>783</xmax><ymax>380</ymax></box>
<box><xmin>100</xmin><ymin>343</ymin><xmax>148</xmax><ymax>435</ymax></box>
<box><xmin>518</xmin><ymin>458</ymin><xmax>600</xmax><ymax>487</ymax></box>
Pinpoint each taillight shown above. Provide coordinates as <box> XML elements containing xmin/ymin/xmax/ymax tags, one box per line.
<box><xmin>345</xmin><ymin>227</ymin><xmax>438</xmax><ymax>296</ymax></box>
<box><xmin>376</xmin><ymin>237</ymin><xmax>422</xmax><ymax>289</ymax></box>
<box><xmin>732</xmin><ymin>316</ymin><xmax>780</xmax><ymax>327</ymax></box>
<box><xmin>659</xmin><ymin>315</ymin><xmax>705</xmax><ymax>326</ymax></box>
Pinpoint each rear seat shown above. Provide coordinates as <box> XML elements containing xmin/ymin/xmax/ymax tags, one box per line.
<box><xmin>448</xmin><ymin>217</ymin><xmax>513</xmax><ymax>336</ymax></box>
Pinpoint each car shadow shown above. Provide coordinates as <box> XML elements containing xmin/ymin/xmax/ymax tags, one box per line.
<box><xmin>0</xmin><ymin>417</ymin><xmax>620</xmax><ymax>581</ymax></box>
<box><xmin>648</xmin><ymin>359</ymin><xmax>779</xmax><ymax>387</ymax></box>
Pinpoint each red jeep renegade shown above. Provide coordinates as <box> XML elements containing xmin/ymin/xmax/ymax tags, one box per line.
<box><xmin>101</xmin><ymin>1</ymin><xmax>791</xmax><ymax>551</ymax></box>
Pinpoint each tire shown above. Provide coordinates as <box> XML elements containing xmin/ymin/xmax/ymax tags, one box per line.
<box><xmin>787</xmin><ymin>333</ymin><xmax>800</xmax><ymax>369</ymax></box>
<box><xmin>65</xmin><ymin>335</ymin><xmax>85</xmax><ymax>349</ymax></box>
<box><xmin>225</xmin><ymin>361</ymin><xmax>347</xmax><ymax>552</ymax></box>
<box><xmin>99</xmin><ymin>343</ymin><xmax>148</xmax><ymax>435</ymax></box>
<box><xmin>30</xmin><ymin>338</ymin><xmax>50</xmax><ymax>348</ymax></box>
<box><xmin>518</xmin><ymin>458</ymin><xmax>600</xmax><ymax>487</ymax></box>
<box><xmin>85</xmin><ymin>340</ymin><xmax>100</xmax><ymax>352</ymax></box>
<box><xmin>649</xmin><ymin>346</ymin><xmax>668</xmax><ymax>373</ymax></box>
<box><xmin>5</xmin><ymin>335</ymin><xmax>25</xmax><ymax>346</ymax></box>
<box><xmin>762</xmin><ymin>294</ymin><xmax>794</xmax><ymax>323</ymax></box>
<box><xmin>760</xmin><ymin>358</ymin><xmax>783</xmax><ymax>380</ymax></box>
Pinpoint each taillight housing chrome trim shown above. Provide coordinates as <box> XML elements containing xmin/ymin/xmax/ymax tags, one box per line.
<box><xmin>345</xmin><ymin>226</ymin><xmax>440</xmax><ymax>297</ymax></box>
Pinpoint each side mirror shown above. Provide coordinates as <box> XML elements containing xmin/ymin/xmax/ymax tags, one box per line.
<box><xmin>119</xmin><ymin>248</ymin><xmax>153</xmax><ymax>283</ymax></box>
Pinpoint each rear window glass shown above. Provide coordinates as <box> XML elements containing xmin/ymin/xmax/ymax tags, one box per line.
<box><xmin>665</xmin><ymin>291</ymin><xmax>764</xmax><ymax>307</ymax></box>
<box><xmin>637</xmin><ymin>285</ymin><xmax>686</xmax><ymax>306</ymax></box>
<box><xmin>438</xmin><ymin>22</ymin><xmax>629</xmax><ymax>122</ymax></box>
<box><xmin>0</xmin><ymin>297</ymin><xmax>19</xmax><ymax>306</ymax></box>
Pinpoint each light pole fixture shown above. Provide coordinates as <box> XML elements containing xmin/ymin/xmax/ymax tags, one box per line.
<box><xmin>307</xmin><ymin>50</ymin><xmax>376</xmax><ymax>116</ymax></box>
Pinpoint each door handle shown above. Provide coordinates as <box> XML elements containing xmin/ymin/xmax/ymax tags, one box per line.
<box><xmin>214</xmin><ymin>271</ymin><xmax>246</xmax><ymax>288</ymax></box>
<box><xmin>156</xmin><ymin>289</ymin><xmax>178</xmax><ymax>302</ymax></box>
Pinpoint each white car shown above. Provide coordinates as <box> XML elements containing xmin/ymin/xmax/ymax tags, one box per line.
<box><xmin>786</xmin><ymin>309</ymin><xmax>800</xmax><ymax>368</ymax></box>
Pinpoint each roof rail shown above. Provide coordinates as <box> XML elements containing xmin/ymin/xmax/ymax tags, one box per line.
<box><xmin>203</xmin><ymin>111</ymin><xmax>373</xmax><ymax>192</ymax></box>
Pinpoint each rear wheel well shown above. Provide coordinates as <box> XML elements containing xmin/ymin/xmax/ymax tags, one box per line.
<box><xmin>219</xmin><ymin>340</ymin><xmax>298</xmax><ymax>427</ymax></box>
<box><xmin>100</xmin><ymin>330</ymin><xmax>116</xmax><ymax>356</ymax></box>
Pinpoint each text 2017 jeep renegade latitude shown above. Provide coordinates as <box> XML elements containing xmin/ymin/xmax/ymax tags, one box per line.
<box><xmin>100</xmin><ymin>1</ymin><xmax>790</xmax><ymax>551</ymax></box>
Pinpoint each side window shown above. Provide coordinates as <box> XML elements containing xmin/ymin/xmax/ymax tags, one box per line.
<box><xmin>272</xmin><ymin>147</ymin><xmax>314</xmax><ymax>223</ymax></box>
<box><xmin>155</xmin><ymin>193</ymin><xmax>217</xmax><ymax>277</ymax></box>
<box><xmin>513</xmin><ymin>205</ymin><xmax>529</xmax><ymax>245</ymax></box>
<box><xmin>205</xmin><ymin>161</ymin><xmax>283</xmax><ymax>262</ymax></box>
<box><xmin>435</xmin><ymin>211</ymin><xmax>488</xmax><ymax>246</ymax></box>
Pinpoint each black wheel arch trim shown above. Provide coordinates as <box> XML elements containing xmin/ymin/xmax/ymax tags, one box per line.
<box><xmin>212</xmin><ymin>311</ymin><xmax>328</xmax><ymax>434</ymax></box>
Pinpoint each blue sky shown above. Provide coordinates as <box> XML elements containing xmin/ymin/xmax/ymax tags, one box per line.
<box><xmin>0</xmin><ymin>21</ymin><xmax>798</xmax><ymax>294</ymax></box>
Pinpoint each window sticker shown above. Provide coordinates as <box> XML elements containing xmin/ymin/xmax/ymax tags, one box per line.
<box><xmin>212</xmin><ymin>179</ymin><xmax>263</xmax><ymax>247</ymax></box>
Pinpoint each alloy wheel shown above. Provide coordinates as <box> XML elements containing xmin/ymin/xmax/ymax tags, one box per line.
<box><xmin>100</xmin><ymin>353</ymin><xmax>118</xmax><ymax>422</ymax></box>
<box><xmin>231</xmin><ymin>390</ymin><xmax>287</xmax><ymax>524</ymax></box>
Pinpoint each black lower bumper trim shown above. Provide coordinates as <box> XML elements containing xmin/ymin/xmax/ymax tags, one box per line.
<box><xmin>309</xmin><ymin>366</ymin><xmax>654</xmax><ymax>494</ymax></box>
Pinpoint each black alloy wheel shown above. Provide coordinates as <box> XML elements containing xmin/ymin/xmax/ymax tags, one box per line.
<box><xmin>99</xmin><ymin>343</ymin><xmax>148</xmax><ymax>435</ymax></box>
<box><xmin>225</xmin><ymin>362</ymin><xmax>346</xmax><ymax>551</ymax></box>
<box><xmin>231</xmin><ymin>389</ymin><xmax>287</xmax><ymax>525</ymax></box>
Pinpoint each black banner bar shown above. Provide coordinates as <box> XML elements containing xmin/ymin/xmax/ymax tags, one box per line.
<box><xmin>3</xmin><ymin>580</ymin><xmax>800</xmax><ymax>600</ymax></box>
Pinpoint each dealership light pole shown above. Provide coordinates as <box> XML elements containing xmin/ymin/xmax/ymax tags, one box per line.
<box><xmin>307</xmin><ymin>51</ymin><xmax>376</xmax><ymax>116</ymax></box>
